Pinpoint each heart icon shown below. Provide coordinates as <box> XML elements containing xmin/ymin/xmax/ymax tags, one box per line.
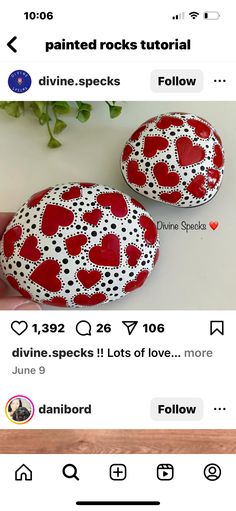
<box><xmin>97</xmin><ymin>192</ymin><xmax>128</xmax><ymax>218</ymax></box>
<box><xmin>139</xmin><ymin>215</ymin><xmax>158</xmax><ymax>246</ymax></box>
<box><xmin>30</xmin><ymin>260</ymin><xmax>62</xmax><ymax>292</ymax></box>
<box><xmin>213</xmin><ymin>144</ymin><xmax>224</xmax><ymax>169</ymax></box>
<box><xmin>7</xmin><ymin>276</ymin><xmax>31</xmax><ymax>299</ymax></box>
<box><xmin>187</xmin><ymin>175</ymin><xmax>206</xmax><ymax>198</ymax></box>
<box><xmin>11</xmin><ymin>321</ymin><xmax>28</xmax><ymax>336</ymax></box>
<box><xmin>41</xmin><ymin>204</ymin><xmax>74</xmax><ymax>236</ymax></box>
<box><xmin>153</xmin><ymin>162</ymin><xmax>180</xmax><ymax>187</ymax></box>
<box><xmin>126</xmin><ymin>245</ymin><xmax>142</xmax><ymax>266</ymax></box>
<box><xmin>209</xmin><ymin>221</ymin><xmax>219</xmax><ymax>231</ymax></box>
<box><xmin>187</xmin><ymin>119</ymin><xmax>211</xmax><ymax>139</ymax></box>
<box><xmin>83</xmin><ymin>209</ymin><xmax>102</xmax><ymax>226</ymax></box>
<box><xmin>125</xmin><ymin>270</ymin><xmax>149</xmax><ymax>293</ymax></box>
<box><xmin>159</xmin><ymin>191</ymin><xmax>182</xmax><ymax>204</ymax></box>
<box><xmin>61</xmin><ymin>186</ymin><xmax>81</xmax><ymax>200</ymax></box>
<box><xmin>89</xmin><ymin>234</ymin><xmax>120</xmax><ymax>266</ymax></box>
<box><xmin>3</xmin><ymin>225</ymin><xmax>22</xmax><ymax>258</ymax></box>
<box><xmin>156</xmin><ymin>115</ymin><xmax>183</xmax><ymax>129</ymax></box>
<box><xmin>127</xmin><ymin>160</ymin><xmax>146</xmax><ymax>186</ymax></box>
<box><xmin>20</xmin><ymin>235</ymin><xmax>41</xmax><ymax>261</ymax></box>
<box><xmin>65</xmin><ymin>234</ymin><xmax>87</xmax><ymax>256</ymax></box>
<box><xmin>122</xmin><ymin>144</ymin><xmax>133</xmax><ymax>162</ymax></box>
<box><xmin>74</xmin><ymin>293</ymin><xmax>107</xmax><ymax>306</ymax></box>
<box><xmin>143</xmin><ymin>136</ymin><xmax>169</xmax><ymax>157</ymax></box>
<box><xmin>77</xmin><ymin>270</ymin><xmax>101</xmax><ymax>288</ymax></box>
<box><xmin>176</xmin><ymin>137</ymin><xmax>205</xmax><ymax>166</ymax></box>
<box><xmin>28</xmin><ymin>187</ymin><xmax>51</xmax><ymax>208</ymax></box>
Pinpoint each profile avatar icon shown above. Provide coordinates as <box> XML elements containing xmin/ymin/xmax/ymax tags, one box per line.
<box><xmin>8</xmin><ymin>70</ymin><xmax>32</xmax><ymax>93</ymax></box>
<box><xmin>6</xmin><ymin>395</ymin><xmax>34</xmax><ymax>424</ymax></box>
<box><xmin>204</xmin><ymin>463</ymin><xmax>221</xmax><ymax>481</ymax></box>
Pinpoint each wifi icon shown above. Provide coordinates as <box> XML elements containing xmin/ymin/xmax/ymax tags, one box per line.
<box><xmin>189</xmin><ymin>11</ymin><xmax>199</xmax><ymax>19</ymax></box>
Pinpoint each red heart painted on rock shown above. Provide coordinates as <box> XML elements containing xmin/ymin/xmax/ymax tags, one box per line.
<box><xmin>3</xmin><ymin>225</ymin><xmax>22</xmax><ymax>258</ymax></box>
<box><xmin>89</xmin><ymin>234</ymin><xmax>120</xmax><ymax>266</ymax></box>
<box><xmin>156</xmin><ymin>116</ymin><xmax>183</xmax><ymax>129</ymax></box>
<box><xmin>28</xmin><ymin>187</ymin><xmax>51</xmax><ymax>208</ymax></box>
<box><xmin>207</xmin><ymin>168</ymin><xmax>220</xmax><ymax>189</ymax></box>
<box><xmin>74</xmin><ymin>293</ymin><xmax>106</xmax><ymax>306</ymax></box>
<box><xmin>159</xmin><ymin>191</ymin><xmax>182</xmax><ymax>204</ymax></box>
<box><xmin>131</xmin><ymin>125</ymin><xmax>146</xmax><ymax>141</ymax></box>
<box><xmin>213</xmin><ymin>144</ymin><xmax>224</xmax><ymax>168</ymax></box>
<box><xmin>139</xmin><ymin>215</ymin><xmax>157</xmax><ymax>246</ymax></box>
<box><xmin>131</xmin><ymin>198</ymin><xmax>146</xmax><ymax>210</ymax></box>
<box><xmin>77</xmin><ymin>269</ymin><xmax>101</xmax><ymax>288</ymax></box>
<box><xmin>187</xmin><ymin>175</ymin><xmax>206</xmax><ymax>198</ymax></box>
<box><xmin>44</xmin><ymin>297</ymin><xmax>67</xmax><ymax>307</ymax></box>
<box><xmin>143</xmin><ymin>136</ymin><xmax>169</xmax><ymax>157</ymax></box>
<box><xmin>153</xmin><ymin>162</ymin><xmax>180</xmax><ymax>187</ymax></box>
<box><xmin>126</xmin><ymin>245</ymin><xmax>142</xmax><ymax>266</ymax></box>
<box><xmin>97</xmin><ymin>193</ymin><xmax>128</xmax><ymax>218</ymax></box>
<box><xmin>65</xmin><ymin>234</ymin><xmax>87</xmax><ymax>256</ymax></box>
<box><xmin>41</xmin><ymin>204</ymin><xmax>74</xmax><ymax>236</ymax></box>
<box><xmin>19</xmin><ymin>235</ymin><xmax>41</xmax><ymax>262</ymax></box>
<box><xmin>83</xmin><ymin>209</ymin><xmax>102</xmax><ymax>226</ymax></box>
<box><xmin>7</xmin><ymin>275</ymin><xmax>32</xmax><ymax>299</ymax></box>
<box><xmin>124</xmin><ymin>270</ymin><xmax>149</xmax><ymax>293</ymax></box>
<box><xmin>122</xmin><ymin>144</ymin><xmax>133</xmax><ymax>161</ymax></box>
<box><xmin>154</xmin><ymin>248</ymin><xmax>159</xmax><ymax>266</ymax></box>
<box><xmin>61</xmin><ymin>186</ymin><xmax>81</xmax><ymax>200</ymax></box>
<box><xmin>187</xmin><ymin>119</ymin><xmax>211</xmax><ymax>138</ymax></box>
<box><xmin>30</xmin><ymin>260</ymin><xmax>62</xmax><ymax>292</ymax></box>
<box><xmin>176</xmin><ymin>137</ymin><xmax>205</xmax><ymax>166</ymax></box>
<box><xmin>209</xmin><ymin>221</ymin><xmax>219</xmax><ymax>231</ymax></box>
<box><xmin>213</xmin><ymin>131</ymin><xmax>222</xmax><ymax>146</ymax></box>
<box><xmin>127</xmin><ymin>160</ymin><xmax>146</xmax><ymax>186</ymax></box>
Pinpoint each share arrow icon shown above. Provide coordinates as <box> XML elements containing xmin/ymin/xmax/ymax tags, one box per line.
<box><xmin>122</xmin><ymin>321</ymin><xmax>138</xmax><ymax>335</ymax></box>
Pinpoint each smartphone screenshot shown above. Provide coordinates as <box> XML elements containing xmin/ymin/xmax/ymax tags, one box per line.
<box><xmin>0</xmin><ymin>1</ymin><xmax>235</xmax><ymax>509</ymax></box>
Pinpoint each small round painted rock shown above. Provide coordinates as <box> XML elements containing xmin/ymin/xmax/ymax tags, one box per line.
<box><xmin>121</xmin><ymin>113</ymin><xmax>224</xmax><ymax>207</ymax></box>
<box><xmin>0</xmin><ymin>183</ymin><xmax>160</xmax><ymax>307</ymax></box>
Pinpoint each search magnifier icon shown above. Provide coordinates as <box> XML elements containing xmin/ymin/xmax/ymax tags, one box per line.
<box><xmin>62</xmin><ymin>464</ymin><xmax>79</xmax><ymax>481</ymax></box>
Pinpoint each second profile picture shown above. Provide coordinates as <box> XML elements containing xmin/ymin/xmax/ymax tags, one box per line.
<box><xmin>5</xmin><ymin>395</ymin><xmax>34</xmax><ymax>424</ymax></box>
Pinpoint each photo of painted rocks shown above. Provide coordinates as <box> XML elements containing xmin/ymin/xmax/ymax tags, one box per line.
<box><xmin>0</xmin><ymin>101</ymin><xmax>234</xmax><ymax>310</ymax></box>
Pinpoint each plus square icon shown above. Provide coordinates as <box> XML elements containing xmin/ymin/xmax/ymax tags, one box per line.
<box><xmin>110</xmin><ymin>464</ymin><xmax>127</xmax><ymax>481</ymax></box>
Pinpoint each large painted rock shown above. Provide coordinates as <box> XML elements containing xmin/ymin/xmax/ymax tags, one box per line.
<box><xmin>0</xmin><ymin>183</ymin><xmax>160</xmax><ymax>307</ymax></box>
<box><xmin>121</xmin><ymin>113</ymin><xmax>224</xmax><ymax>207</ymax></box>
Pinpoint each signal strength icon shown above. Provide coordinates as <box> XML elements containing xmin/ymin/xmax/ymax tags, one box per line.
<box><xmin>172</xmin><ymin>12</ymin><xmax>185</xmax><ymax>20</ymax></box>
<box><xmin>189</xmin><ymin>11</ymin><xmax>199</xmax><ymax>19</ymax></box>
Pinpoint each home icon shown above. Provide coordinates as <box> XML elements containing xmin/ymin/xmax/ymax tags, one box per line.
<box><xmin>15</xmin><ymin>464</ymin><xmax>32</xmax><ymax>481</ymax></box>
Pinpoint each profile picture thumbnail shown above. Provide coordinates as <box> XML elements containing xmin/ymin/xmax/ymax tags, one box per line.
<box><xmin>5</xmin><ymin>395</ymin><xmax>34</xmax><ymax>424</ymax></box>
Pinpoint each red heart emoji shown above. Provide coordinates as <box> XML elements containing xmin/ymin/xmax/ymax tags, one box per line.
<box><xmin>213</xmin><ymin>144</ymin><xmax>224</xmax><ymax>168</ymax></box>
<box><xmin>41</xmin><ymin>204</ymin><xmax>74</xmax><ymax>236</ymax></box>
<box><xmin>127</xmin><ymin>160</ymin><xmax>146</xmax><ymax>186</ymax></box>
<box><xmin>153</xmin><ymin>162</ymin><xmax>180</xmax><ymax>187</ymax></box>
<box><xmin>125</xmin><ymin>270</ymin><xmax>149</xmax><ymax>293</ymax></box>
<box><xmin>83</xmin><ymin>209</ymin><xmax>102</xmax><ymax>226</ymax></box>
<box><xmin>61</xmin><ymin>186</ymin><xmax>81</xmax><ymax>200</ymax></box>
<box><xmin>126</xmin><ymin>245</ymin><xmax>142</xmax><ymax>266</ymax></box>
<box><xmin>89</xmin><ymin>234</ymin><xmax>120</xmax><ymax>266</ymax></box>
<box><xmin>159</xmin><ymin>191</ymin><xmax>182</xmax><ymax>204</ymax></box>
<box><xmin>30</xmin><ymin>260</ymin><xmax>62</xmax><ymax>292</ymax></box>
<box><xmin>97</xmin><ymin>193</ymin><xmax>128</xmax><ymax>218</ymax></box>
<box><xmin>156</xmin><ymin>115</ymin><xmax>183</xmax><ymax>129</ymax></box>
<box><xmin>187</xmin><ymin>119</ymin><xmax>211</xmax><ymax>139</ymax></box>
<box><xmin>143</xmin><ymin>136</ymin><xmax>169</xmax><ymax>157</ymax></box>
<box><xmin>131</xmin><ymin>124</ymin><xmax>146</xmax><ymax>141</ymax></box>
<box><xmin>187</xmin><ymin>175</ymin><xmax>206</xmax><ymax>198</ymax></box>
<box><xmin>131</xmin><ymin>198</ymin><xmax>146</xmax><ymax>210</ymax></box>
<box><xmin>74</xmin><ymin>293</ymin><xmax>106</xmax><ymax>306</ymax></box>
<box><xmin>44</xmin><ymin>297</ymin><xmax>67</xmax><ymax>307</ymax></box>
<box><xmin>3</xmin><ymin>225</ymin><xmax>22</xmax><ymax>258</ymax></box>
<box><xmin>65</xmin><ymin>234</ymin><xmax>87</xmax><ymax>256</ymax></box>
<box><xmin>19</xmin><ymin>235</ymin><xmax>41</xmax><ymax>262</ymax></box>
<box><xmin>139</xmin><ymin>215</ymin><xmax>157</xmax><ymax>246</ymax></box>
<box><xmin>7</xmin><ymin>275</ymin><xmax>31</xmax><ymax>299</ymax></box>
<box><xmin>28</xmin><ymin>187</ymin><xmax>51</xmax><ymax>208</ymax></box>
<box><xmin>176</xmin><ymin>137</ymin><xmax>205</xmax><ymax>166</ymax></box>
<box><xmin>209</xmin><ymin>221</ymin><xmax>219</xmax><ymax>231</ymax></box>
<box><xmin>77</xmin><ymin>269</ymin><xmax>101</xmax><ymax>288</ymax></box>
<box><xmin>122</xmin><ymin>144</ymin><xmax>133</xmax><ymax>161</ymax></box>
<box><xmin>208</xmin><ymin>168</ymin><xmax>220</xmax><ymax>189</ymax></box>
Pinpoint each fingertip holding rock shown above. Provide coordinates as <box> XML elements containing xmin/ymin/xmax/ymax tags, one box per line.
<box><xmin>0</xmin><ymin>297</ymin><xmax>42</xmax><ymax>310</ymax></box>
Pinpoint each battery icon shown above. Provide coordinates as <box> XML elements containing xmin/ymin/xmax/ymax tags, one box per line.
<box><xmin>204</xmin><ymin>11</ymin><xmax>220</xmax><ymax>20</ymax></box>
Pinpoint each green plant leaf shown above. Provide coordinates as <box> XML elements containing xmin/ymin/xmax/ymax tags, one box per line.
<box><xmin>76</xmin><ymin>102</ymin><xmax>92</xmax><ymax>123</ymax></box>
<box><xmin>53</xmin><ymin>118</ymin><xmax>67</xmax><ymax>134</ymax></box>
<box><xmin>48</xmin><ymin>136</ymin><xmax>62</xmax><ymax>148</ymax></box>
<box><xmin>108</xmin><ymin>104</ymin><xmax>122</xmax><ymax>119</ymax></box>
<box><xmin>52</xmin><ymin>101</ymin><xmax>71</xmax><ymax>115</ymax></box>
<box><xmin>4</xmin><ymin>102</ymin><xmax>24</xmax><ymax>118</ymax></box>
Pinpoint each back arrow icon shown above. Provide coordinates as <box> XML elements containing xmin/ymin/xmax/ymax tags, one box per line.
<box><xmin>7</xmin><ymin>36</ymin><xmax>17</xmax><ymax>53</ymax></box>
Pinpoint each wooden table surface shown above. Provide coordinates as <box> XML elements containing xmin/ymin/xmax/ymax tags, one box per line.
<box><xmin>0</xmin><ymin>430</ymin><xmax>235</xmax><ymax>454</ymax></box>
